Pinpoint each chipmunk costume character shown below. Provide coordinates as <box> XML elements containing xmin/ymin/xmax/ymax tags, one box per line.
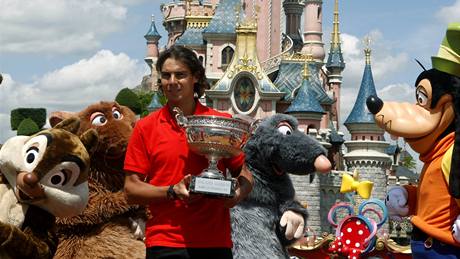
<box><xmin>366</xmin><ymin>23</ymin><xmax>460</xmax><ymax>258</ymax></box>
<box><xmin>0</xmin><ymin>118</ymin><xmax>97</xmax><ymax>259</ymax></box>
<box><xmin>50</xmin><ymin>101</ymin><xmax>145</xmax><ymax>259</ymax></box>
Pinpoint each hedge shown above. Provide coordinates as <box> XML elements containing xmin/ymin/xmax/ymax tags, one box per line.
<box><xmin>11</xmin><ymin>108</ymin><xmax>46</xmax><ymax>130</ymax></box>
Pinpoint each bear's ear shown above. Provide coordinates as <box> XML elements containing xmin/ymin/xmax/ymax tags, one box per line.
<box><xmin>80</xmin><ymin>129</ymin><xmax>98</xmax><ymax>155</ymax></box>
<box><xmin>54</xmin><ymin>117</ymin><xmax>80</xmax><ymax>134</ymax></box>
<box><xmin>49</xmin><ymin>111</ymin><xmax>77</xmax><ymax>127</ymax></box>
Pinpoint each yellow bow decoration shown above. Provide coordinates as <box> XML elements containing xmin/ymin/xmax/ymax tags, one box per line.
<box><xmin>340</xmin><ymin>170</ymin><xmax>374</xmax><ymax>199</ymax></box>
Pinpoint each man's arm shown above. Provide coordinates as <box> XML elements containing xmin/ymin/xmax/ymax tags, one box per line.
<box><xmin>224</xmin><ymin>163</ymin><xmax>253</xmax><ymax>208</ymax></box>
<box><xmin>124</xmin><ymin>171</ymin><xmax>193</xmax><ymax>205</ymax></box>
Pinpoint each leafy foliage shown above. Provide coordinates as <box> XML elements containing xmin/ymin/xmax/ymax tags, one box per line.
<box><xmin>115</xmin><ymin>88</ymin><xmax>142</xmax><ymax>114</ymax></box>
<box><xmin>10</xmin><ymin>108</ymin><xmax>46</xmax><ymax>130</ymax></box>
<box><xmin>17</xmin><ymin>118</ymin><xmax>40</xmax><ymax>136</ymax></box>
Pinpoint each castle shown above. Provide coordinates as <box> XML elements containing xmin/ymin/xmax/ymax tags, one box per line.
<box><xmin>141</xmin><ymin>0</ymin><xmax>417</xmax><ymax>240</ymax></box>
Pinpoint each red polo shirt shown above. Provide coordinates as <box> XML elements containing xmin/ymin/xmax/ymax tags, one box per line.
<box><xmin>124</xmin><ymin>102</ymin><xmax>244</xmax><ymax>248</ymax></box>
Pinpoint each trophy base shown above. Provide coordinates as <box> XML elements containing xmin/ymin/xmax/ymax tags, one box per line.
<box><xmin>189</xmin><ymin>176</ymin><xmax>236</xmax><ymax>198</ymax></box>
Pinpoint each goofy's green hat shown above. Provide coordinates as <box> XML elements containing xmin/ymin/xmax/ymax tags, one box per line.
<box><xmin>432</xmin><ymin>22</ymin><xmax>460</xmax><ymax>77</ymax></box>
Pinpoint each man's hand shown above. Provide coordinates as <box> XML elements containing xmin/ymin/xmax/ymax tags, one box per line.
<box><xmin>452</xmin><ymin>215</ymin><xmax>460</xmax><ymax>243</ymax></box>
<box><xmin>280</xmin><ymin>210</ymin><xmax>305</xmax><ymax>240</ymax></box>
<box><xmin>385</xmin><ymin>186</ymin><xmax>409</xmax><ymax>221</ymax></box>
<box><xmin>223</xmin><ymin>181</ymin><xmax>241</xmax><ymax>208</ymax></box>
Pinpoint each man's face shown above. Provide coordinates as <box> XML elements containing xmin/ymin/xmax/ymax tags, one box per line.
<box><xmin>160</xmin><ymin>58</ymin><xmax>198</xmax><ymax>106</ymax></box>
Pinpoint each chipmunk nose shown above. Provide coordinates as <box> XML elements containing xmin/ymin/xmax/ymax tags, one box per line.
<box><xmin>23</xmin><ymin>173</ymin><xmax>39</xmax><ymax>187</ymax></box>
<box><xmin>366</xmin><ymin>95</ymin><xmax>383</xmax><ymax>114</ymax></box>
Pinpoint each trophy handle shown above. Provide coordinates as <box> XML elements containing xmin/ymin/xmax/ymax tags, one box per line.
<box><xmin>173</xmin><ymin>107</ymin><xmax>188</xmax><ymax>127</ymax></box>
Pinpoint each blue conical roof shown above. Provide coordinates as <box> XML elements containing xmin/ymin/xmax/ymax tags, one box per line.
<box><xmin>203</xmin><ymin>0</ymin><xmax>240</xmax><ymax>34</ymax></box>
<box><xmin>145</xmin><ymin>17</ymin><xmax>161</xmax><ymax>40</ymax></box>
<box><xmin>147</xmin><ymin>92</ymin><xmax>163</xmax><ymax>112</ymax></box>
<box><xmin>285</xmin><ymin>77</ymin><xmax>325</xmax><ymax>114</ymax></box>
<box><xmin>274</xmin><ymin>62</ymin><xmax>334</xmax><ymax>104</ymax></box>
<box><xmin>344</xmin><ymin>63</ymin><xmax>377</xmax><ymax>124</ymax></box>
<box><xmin>326</xmin><ymin>44</ymin><xmax>345</xmax><ymax>71</ymax></box>
<box><xmin>176</xmin><ymin>28</ymin><xmax>205</xmax><ymax>46</ymax></box>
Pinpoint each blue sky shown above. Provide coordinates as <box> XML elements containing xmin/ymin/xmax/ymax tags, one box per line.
<box><xmin>1</xmin><ymin>0</ymin><xmax>459</xmax><ymax>147</ymax></box>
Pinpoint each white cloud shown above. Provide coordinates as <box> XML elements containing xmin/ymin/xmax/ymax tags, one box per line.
<box><xmin>436</xmin><ymin>0</ymin><xmax>460</xmax><ymax>24</ymax></box>
<box><xmin>0</xmin><ymin>0</ymin><xmax>132</xmax><ymax>54</ymax></box>
<box><xmin>377</xmin><ymin>83</ymin><xmax>415</xmax><ymax>103</ymax></box>
<box><xmin>0</xmin><ymin>50</ymin><xmax>146</xmax><ymax>143</ymax></box>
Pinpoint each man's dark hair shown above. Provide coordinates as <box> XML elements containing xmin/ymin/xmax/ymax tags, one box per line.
<box><xmin>156</xmin><ymin>45</ymin><xmax>209</xmax><ymax>98</ymax></box>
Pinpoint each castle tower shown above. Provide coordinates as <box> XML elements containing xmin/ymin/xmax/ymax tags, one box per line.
<box><xmin>206</xmin><ymin>15</ymin><xmax>284</xmax><ymax>117</ymax></box>
<box><xmin>343</xmin><ymin>43</ymin><xmax>391</xmax><ymax>227</ymax></box>
<box><xmin>285</xmin><ymin>56</ymin><xmax>325</xmax><ymax>133</ymax></box>
<box><xmin>325</xmin><ymin>0</ymin><xmax>345</xmax><ymax>128</ymax></box>
<box><xmin>302</xmin><ymin>0</ymin><xmax>325</xmax><ymax>62</ymax></box>
<box><xmin>202</xmin><ymin>0</ymin><xmax>240</xmax><ymax>80</ymax></box>
<box><xmin>161</xmin><ymin>1</ymin><xmax>187</xmax><ymax>48</ymax></box>
<box><xmin>283</xmin><ymin>0</ymin><xmax>304</xmax><ymax>51</ymax></box>
<box><xmin>285</xmin><ymin>56</ymin><xmax>328</xmax><ymax>234</ymax></box>
<box><xmin>144</xmin><ymin>15</ymin><xmax>161</xmax><ymax>91</ymax></box>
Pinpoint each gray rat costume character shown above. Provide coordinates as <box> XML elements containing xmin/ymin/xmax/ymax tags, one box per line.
<box><xmin>231</xmin><ymin>114</ymin><xmax>330</xmax><ymax>259</ymax></box>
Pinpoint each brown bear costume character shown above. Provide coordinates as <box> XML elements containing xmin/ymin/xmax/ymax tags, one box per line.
<box><xmin>50</xmin><ymin>101</ymin><xmax>146</xmax><ymax>259</ymax></box>
<box><xmin>0</xmin><ymin>118</ymin><xmax>97</xmax><ymax>259</ymax></box>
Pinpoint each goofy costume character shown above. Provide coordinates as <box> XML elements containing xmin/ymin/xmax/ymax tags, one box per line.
<box><xmin>366</xmin><ymin>23</ymin><xmax>460</xmax><ymax>258</ymax></box>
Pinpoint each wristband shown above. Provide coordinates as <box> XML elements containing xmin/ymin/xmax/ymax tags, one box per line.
<box><xmin>166</xmin><ymin>185</ymin><xmax>177</xmax><ymax>200</ymax></box>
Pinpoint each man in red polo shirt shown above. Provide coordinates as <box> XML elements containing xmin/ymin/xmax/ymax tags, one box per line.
<box><xmin>124</xmin><ymin>45</ymin><xmax>253</xmax><ymax>259</ymax></box>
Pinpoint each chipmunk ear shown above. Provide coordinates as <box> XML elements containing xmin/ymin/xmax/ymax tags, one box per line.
<box><xmin>54</xmin><ymin>117</ymin><xmax>80</xmax><ymax>134</ymax></box>
<box><xmin>80</xmin><ymin>129</ymin><xmax>98</xmax><ymax>155</ymax></box>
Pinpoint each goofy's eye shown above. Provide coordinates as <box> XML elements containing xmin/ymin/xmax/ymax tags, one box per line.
<box><xmin>416</xmin><ymin>88</ymin><xmax>428</xmax><ymax>106</ymax></box>
<box><xmin>277</xmin><ymin>125</ymin><xmax>292</xmax><ymax>135</ymax></box>
<box><xmin>112</xmin><ymin>109</ymin><xmax>123</xmax><ymax>120</ymax></box>
<box><xmin>91</xmin><ymin>114</ymin><xmax>107</xmax><ymax>126</ymax></box>
<box><xmin>25</xmin><ymin>147</ymin><xmax>39</xmax><ymax>164</ymax></box>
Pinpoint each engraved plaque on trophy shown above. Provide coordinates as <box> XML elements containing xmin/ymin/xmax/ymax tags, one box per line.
<box><xmin>173</xmin><ymin>107</ymin><xmax>250</xmax><ymax>197</ymax></box>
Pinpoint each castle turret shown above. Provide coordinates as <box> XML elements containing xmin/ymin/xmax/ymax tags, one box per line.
<box><xmin>285</xmin><ymin>57</ymin><xmax>325</xmax><ymax>133</ymax></box>
<box><xmin>343</xmin><ymin>43</ymin><xmax>391</xmax><ymax>229</ymax></box>
<box><xmin>302</xmin><ymin>0</ymin><xmax>325</xmax><ymax>62</ymax></box>
<box><xmin>206</xmin><ymin>14</ymin><xmax>284</xmax><ymax>117</ymax></box>
<box><xmin>326</xmin><ymin>0</ymin><xmax>345</xmax><ymax>127</ymax></box>
<box><xmin>283</xmin><ymin>0</ymin><xmax>304</xmax><ymax>50</ymax></box>
<box><xmin>144</xmin><ymin>15</ymin><xmax>161</xmax><ymax>91</ymax></box>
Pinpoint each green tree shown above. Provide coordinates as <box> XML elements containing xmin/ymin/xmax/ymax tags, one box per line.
<box><xmin>115</xmin><ymin>88</ymin><xmax>142</xmax><ymax>114</ymax></box>
<box><xmin>17</xmin><ymin>118</ymin><xmax>40</xmax><ymax>136</ymax></box>
<box><xmin>400</xmin><ymin>154</ymin><xmax>416</xmax><ymax>170</ymax></box>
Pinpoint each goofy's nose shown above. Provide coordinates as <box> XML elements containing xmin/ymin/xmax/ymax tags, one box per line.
<box><xmin>366</xmin><ymin>95</ymin><xmax>383</xmax><ymax>114</ymax></box>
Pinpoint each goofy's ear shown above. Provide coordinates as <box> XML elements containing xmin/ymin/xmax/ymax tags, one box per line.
<box><xmin>54</xmin><ymin>117</ymin><xmax>80</xmax><ymax>134</ymax></box>
<box><xmin>49</xmin><ymin>111</ymin><xmax>77</xmax><ymax>127</ymax></box>
<box><xmin>80</xmin><ymin>129</ymin><xmax>98</xmax><ymax>155</ymax></box>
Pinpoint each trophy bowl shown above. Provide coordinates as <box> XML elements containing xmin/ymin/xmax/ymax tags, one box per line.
<box><xmin>174</xmin><ymin>107</ymin><xmax>250</xmax><ymax>197</ymax></box>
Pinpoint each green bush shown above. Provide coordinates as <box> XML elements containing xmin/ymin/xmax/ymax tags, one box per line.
<box><xmin>115</xmin><ymin>88</ymin><xmax>142</xmax><ymax>115</ymax></box>
<box><xmin>17</xmin><ymin>118</ymin><xmax>40</xmax><ymax>136</ymax></box>
<box><xmin>11</xmin><ymin>108</ymin><xmax>46</xmax><ymax>130</ymax></box>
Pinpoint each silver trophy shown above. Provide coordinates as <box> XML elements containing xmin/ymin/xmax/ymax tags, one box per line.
<box><xmin>173</xmin><ymin>107</ymin><xmax>250</xmax><ymax>197</ymax></box>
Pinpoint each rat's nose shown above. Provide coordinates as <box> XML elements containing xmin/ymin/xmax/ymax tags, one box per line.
<box><xmin>366</xmin><ymin>95</ymin><xmax>383</xmax><ymax>114</ymax></box>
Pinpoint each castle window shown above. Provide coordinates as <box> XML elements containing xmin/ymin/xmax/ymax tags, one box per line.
<box><xmin>370</xmin><ymin>136</ymin><xmax>373</xmax><ymax>140</ymax></box>
<box><xmin>234</xmin><ymin>76</ymin><xmax>255</xmax><ymax>112</ymax></box>
<box><xmin>221</xmin><ymin>46</ymin><xmax>234</xmax><ymax>69</ymax></box>
<box><xmin>198</xmin><ymin>56</ymin><xmax>204</xmax><ymax>65</ymax></box>
<box><xmin>362</xmin><ymin>136</ymin><xmax>365</xmax><ymax>140</ymax></box>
